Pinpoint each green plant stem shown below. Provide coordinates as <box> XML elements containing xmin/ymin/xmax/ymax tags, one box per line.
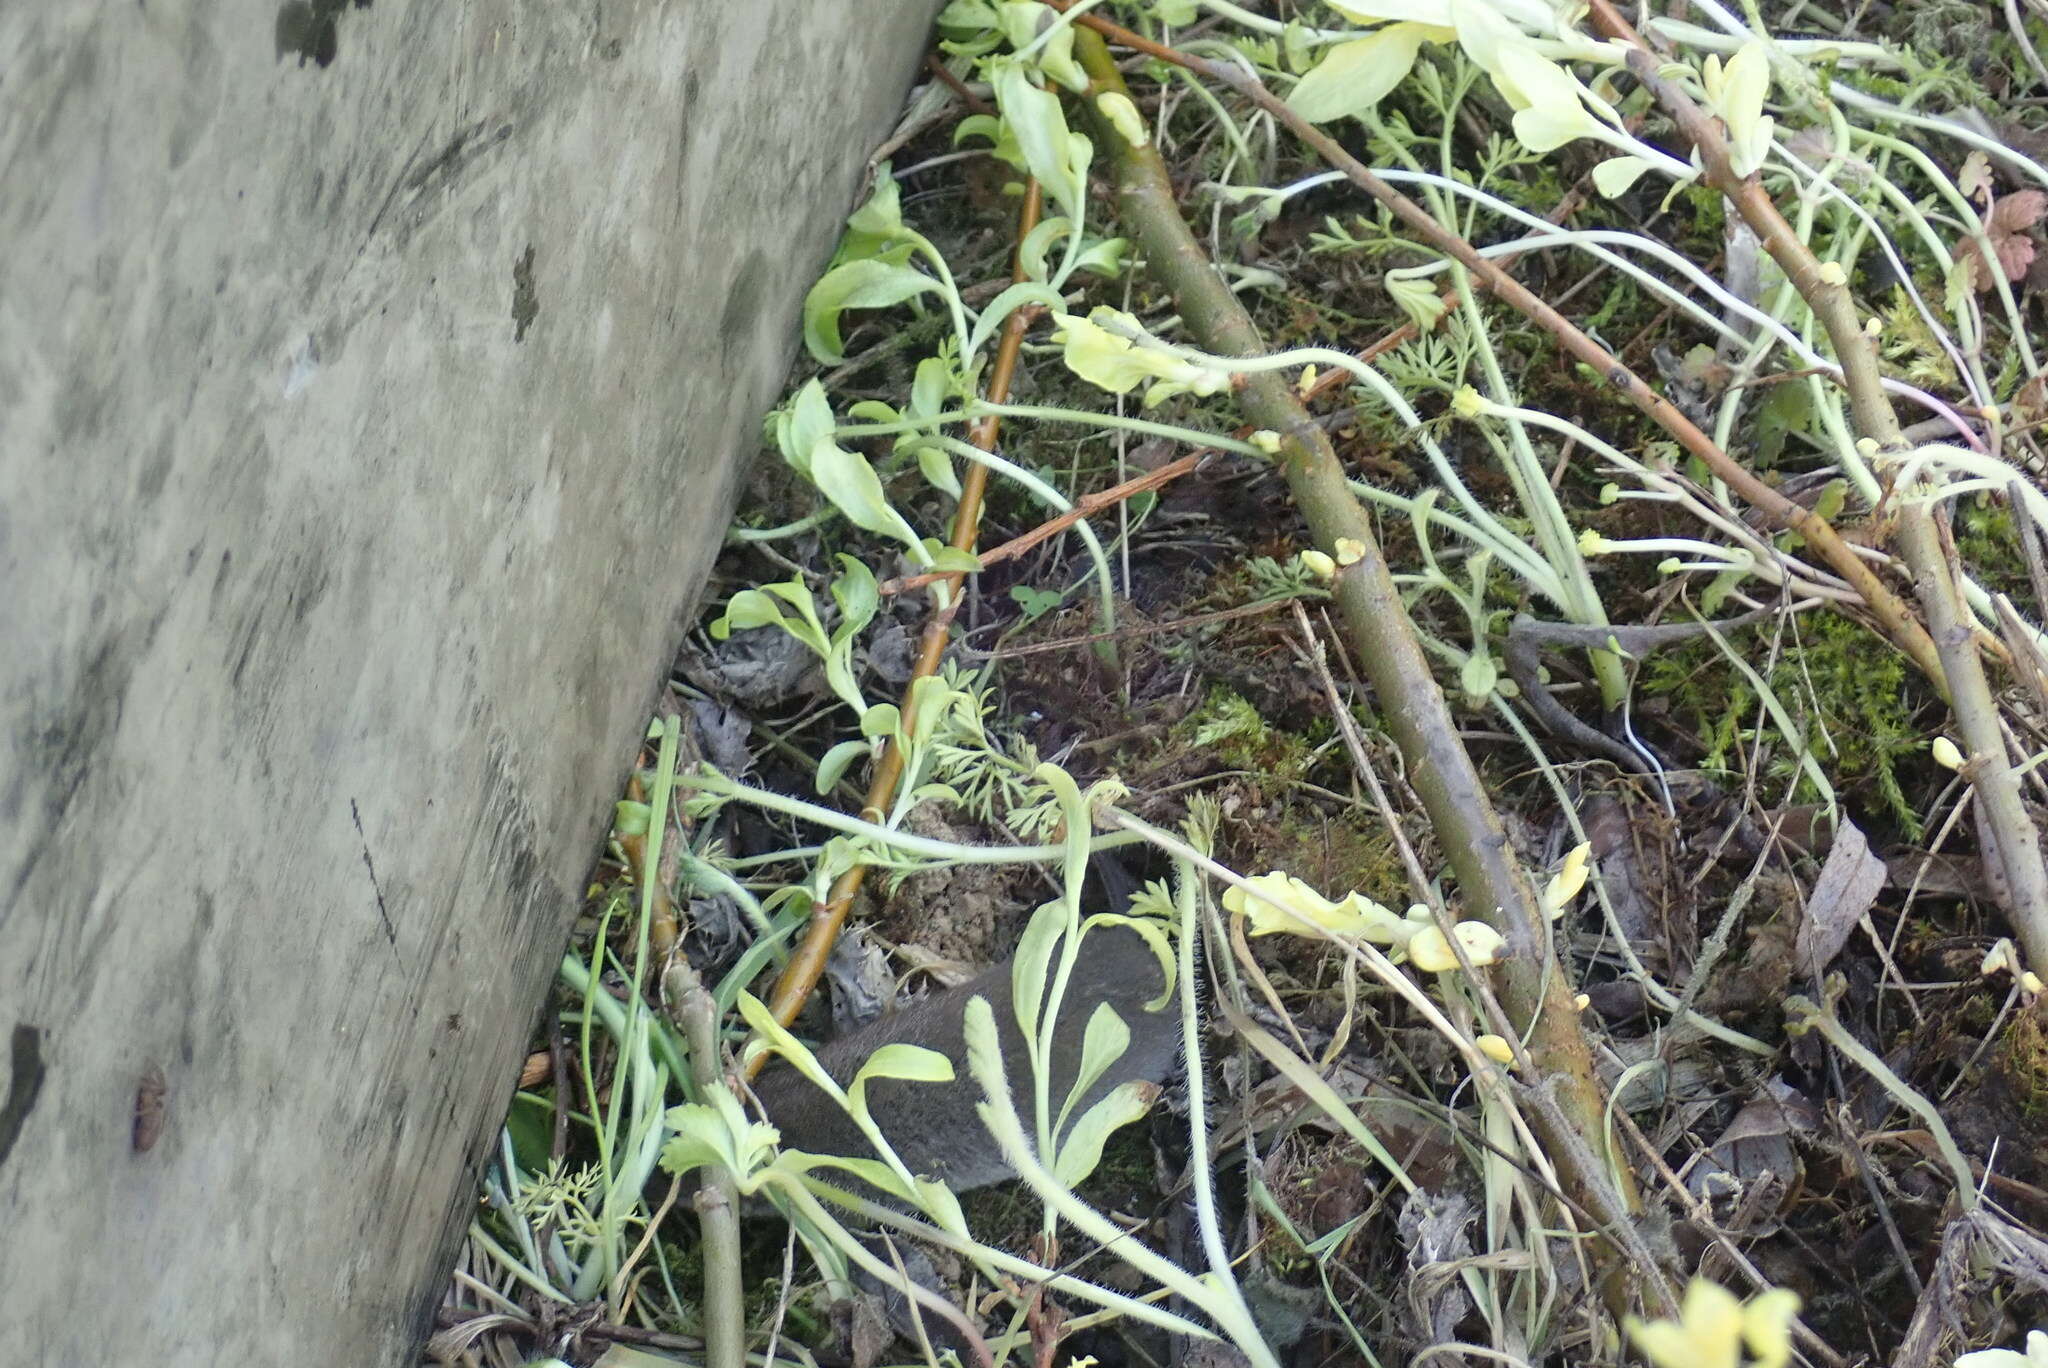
<box><xmin>1453</xmin><ymin>270</ymin><xmax>1627</xmax><ymax>709</ymax></box>
<box><xmin>758</xmin><ymin>182</ymin><xmax>1046</xmax><ymax>1047</ymax></box>
<box><xmin>1486</xmin><ymin>699</ymin><xmax>1774</xmax><ymax>1056</ymax></box>
<box><xmin>559</xmin><ymin>951</ymin><xmax>689</xmax><ymax>1083</ymax></box>
<box><xmin>929</xmin><ymin>433</ymin><xmax>1119</xmax><ymax>631</ymax></box>
<box><xmin>760</xmin><ymin>1179</ymin><xmax>996</xmax><ymax>1365</ymax></box>
<box><xmin>725</xmin><ymin>507</ymin><xmax>838</xmax><ymax>544</ymax></box>
<box><xmin>1157</xmin><ymin>341</ymin><xmax>1569</xmax><ymax>599</ymax></box>
<box><xmin>1074</xmin><ymin>27</ymin><xmax>1647</xmax><ymax>1304</ymax></box>
<box><xmin>962</xmin><ymin>993</ymin><xmax>1281</xmax><ymax>1368</ymax></box>
<box><xmin>1582</xmin><ymin>0</ymin><xmax>2048</xmax><ymax>980</ymax></box>
<box><xmin>1171</xmin><ymin>859</ymin><xmax>1238</xmax><ymax>1285</ymax></box>
<box><xmin>1062</xmin><ymin>4</ymin><xmax>1945</xmax><ymax>692</ymax></box>
<box><xmin>1785</xmin><ymin>990</ymin><xmax>1977</xmax><ymax>1210</ymax></box>
<box><xmin>679</xmin><ymin>768</ymin><xmax>1143</xmax><ymax>862</ymax></box>
<box><xmin>467</xmin><ymin>1221</ymin><xmax>572</xmax><ymax>1304</ymax></box>
<box><xmin>839</xmin><ymin>402</ymin><xmax>1270</xmax><ymax>458</ymax></box>
<box><xmin>672</xmin><ymin>962</ymin><xmax>744</xmax><ymax>1368</ymax></box>
<box><xmin>780</xmin><ymin>1175</ymin><xmax>1220</xmax><ymax>1343</ymax></box>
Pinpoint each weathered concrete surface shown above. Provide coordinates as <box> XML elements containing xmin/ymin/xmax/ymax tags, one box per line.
<box><xmin>0</xmin><ymin>2</ymin><xmax>938</xmax><ymax>1360</ymax></box>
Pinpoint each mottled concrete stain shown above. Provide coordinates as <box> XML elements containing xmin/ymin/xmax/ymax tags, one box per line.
<box><xmin>511</xmin><ymin>242</ymin><xmax>538</xmax><ymax>341</ymax></box>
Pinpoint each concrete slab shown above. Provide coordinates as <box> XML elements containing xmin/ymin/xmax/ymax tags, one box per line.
<box><xmin>0</xmin><ymin>1</ymin><xmax>939</xmax><ymax>1359</ymax></box>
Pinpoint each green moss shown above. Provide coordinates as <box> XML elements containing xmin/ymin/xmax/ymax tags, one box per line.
<box><xmin>1955</xmin><ymin>498</ymin><xmax>2030</xmax><ymax>606</ymax></box>
<box><xmin>1642</xmin><ymin>610</ymin><xmax>1933</xmax><ymax>837</ymax></box>
<box><xmin>1176</xmin><ymin>685</ymin><xmax>1314</xmax><ymax>782</ymax></box>
<box><xmin>1996</xmin><ymin>1008</ymin><xmax>2048</xmax><ymax>1126</ymax></box>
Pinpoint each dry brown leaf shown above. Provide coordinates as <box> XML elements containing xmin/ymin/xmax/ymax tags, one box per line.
<box><xmin>1959</xmin><ymin>149</ymin><xmax>1994</xmax><ymax>205</ymax></box>
<box><xmin>1797</xmin><ymin>816</ymin><xmax>1885</xmax><ymax>975</ymax></box>
<box><xmin>1969</xmin><ymin>190</ymin><xmax>2046</xmax><ymax>289</ymax></box>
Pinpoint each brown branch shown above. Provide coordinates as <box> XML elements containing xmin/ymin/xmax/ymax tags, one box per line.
<box><xmin>1579</xmin><ymin>0</ymin><xmax>2048</xmax><ymax>985</ymax></box>
<box><xmin>927</xmin><ymin>52</ymin><xmax>996</xmax><ymax>118</ymax></box>
<box><xmin>751</xmin><ymin>182</ymin><xmax>1047</xmax><ymax>1056</ymax></box>
<box><xmin>880</xmin><ymin>451</ymin><xmax>1203</xmax><ymax>595</ymax></box>
<box><xmin>1300</xmin><ymin>121</ymin><xmax>1628</xmax><ymax>407</ymax></box>
<box><xmin>1073</xmin><ymin>27</ymin><xmax>1655</xmax><ymax>1310</ymax></box>
<box><xmin>1061</xmin><ymin>4</ymin><xmax>1946</xmax><ymax>693</ymax></box>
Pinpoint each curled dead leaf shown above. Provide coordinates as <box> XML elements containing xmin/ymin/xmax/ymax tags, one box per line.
<box><xmin>1968</xmin><ymin>190</ymin><xmax>2046</xmax><ymax>290</ymax></box>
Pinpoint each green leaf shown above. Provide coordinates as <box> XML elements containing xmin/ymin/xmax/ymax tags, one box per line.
<box><xmin>1085</xmin><ymin>912</ymin><xmax>1177</xmax><ymax>1009</ymax></box>
<box><xmin>1062</xmin><ymin>1000</ymin><xmax>1131</xmax><ymax>1127</ymax></box>
<box><xmin>659</xmin><ymin>1094</ymin><xmax>780</xmax><ymax>1182</ymax></box>
<box><xmin>1460</xmin><ymin>650</ymin><xmax>1499</xmax><ymax>702</ymax></box>
<box><xmin>847</xmin><ymin>1042</ymin><xmax>956</xmax><ymax>1121</ymax></box>
<box><xmin>998</xmin><ymin>1</ymin><xmax>1087</xmax><ymax>93</ymax></box>
<box><xmin>780</xmin><ymin>379</ymin><xmax>838</xmax><ymax>476</ymax></box>
<box><xmin>777</xmin><ymin>1152</ymin><xmax>922</xmax><ymax>1205</ymax></box>
<box><xmin>802</xmin><ymin>258</ymin><xmax>940</xmax><ymax>364</ymax></box>
<box><xmin>612</xmin><ymin>800</ymin><xmax>651</xmax><ymax>837</ymax></box>
<box><xmin>1282</xmin><ymin>19</ymin><xmax>1314</xmax><ymax>73</ymax></box>
<box><xmin>1700</xmin><ymin>565</ymin><xmax>1742</xmax><ymax>615</ymax></box>
<box><xmin>966</xmin><ymin>280</ymin><xmax>1065</xmax><ymax>359</ymax></box>
<box><xmin>1010</xmin><ymin>584</ymin><xmax>1063</xmax><ymax>621</ymax></box>
<box><xmin>910</xmin><ymin>1175</ymin><xmax>973</xmax><ymax>1239</ymax></box>
<box><xmin>991</xmin><ymin>58</ymin><xmax>1084</xmax><ymax>219</ymax></box>
<box><xmin>937</xmin><ymin>0</ymin><xmax>999</xmax><ymax>31</ymax></box>
<box><xmin>1094</xmin><ymin>91</ymin><xmax>1148</xmax><ymax>146</ymax></box>
<box><xmin>1329</xmin><ymin>0</ymin><xmax>1452</xmax><ymax>20</ymax></box>
<box><xmin>1070</xmin><ymin>236</ymin><xmax>1128</xmax><ymax>278</ymax></box>
<box><xmin>814</xmin><ymin>739</ymin><xmax>870</xmax><ymax>795</ymax></box>
<box><xmin>736</xmin><ymin>992</ymin><xmax>841</xmax><ymax>1096</ymax></box>
<box><xmin>953</xmin><ymin>113</ymin><xmax>1027</xmax><ymax>172</ymax></box>
<box><xmin>503</xmin><ymin>1093</ymin><xmax>558</xmax><ymax>1176</ymax></box>
<box><xmin>1051</xmin><ymin>1080</ymin><xmax>1156</xmax><ymax>1187</ymax></box>
<box><xmin>904</xmin><ymin>781</ymin><xmax>965</xmax><ymax>807</ymax></box>
<box><xmin>916</xmin><ymin>443</ymin><xmax>962</xmax><ymax>498</ymax></box>
<box><xmin>710</xmin><ymin>588</ymin><xmax>787</xmax><ymax>640</ymax></box>
<box><xmin>1286</xmin><ymin>24</ymin><xmax>1439</xmax><ymax>124</ymax></box>
<box><xmin>829</xmin><ymin>554</ymin><xmax>880</xmax><ymax>639</ymax></box>
<box><xmin>846</xmin><ymin>163</ymin><xmax>907</xmax><ymax>242</ymax></box>
<box><xmin>1592</xmin><ymin>154</ymin><xmax>1655</xmax><ymax>198</ymax></box>
<box><xmin>1040</xmin><ymin>28</ymin><xmax>1088</xmax><ymax>95</ymax></box>
<box><xmin>1752</xmin><ymin>380</ymin><xmax>1814</xmax><ymax>467</ymax></box>
<box><xmin>996</xmin><ymin>0</ymin><xmax>1045</xmax><ymax>48</ymax></box>
<box><xmin>1812</xmin><ymin>478</ymin><xmax>1847</xmax><ymax>524</ymax></box>
<box><xmin>1051</xmin><ymin>308</ymin><xmax>1228</xmax><ymax>404</ymax></box>
<box><xmin>1385</xmin><ymin>270</ymin><xmax>1447</xmax><ymax>331</ymax></box>
<box><xmin>1010</xmin><ymin>900</ymin><xmax>1068</xmax><ymax>1043</ymax></box>
<box><xmin>847</xmin><ymin>398</ymin><xmax>900</xmax><ymax>425</ymax></box>
<box><xmin>1017</xmin><ymin>216</ymin><xmax>1071</xmax><ymax>282</ymax></box>
<box><xmin>925</xmin><ymin>544</ymin><xmax>982</xmax><ymax>573</ymax></box>
<box><xmin>910</xmin><ymin>355</ymin><xmax>952</xmax><ymax>418</ymax></box>
<box><xmin>806</xmin><ymin>436</ymin><xmax>922</xmax><ymax>549</ymax></box>
<box><xmin>1709</xmin><ymin>42</ymin><xmax>1774</xmax><ymax>178</ymax></box>
<box><xmin>903</xmin><ymin>673</ymin><xmax>960</xmax><ymax>750</ymax></box>
<box><xmin>860</xmin><ymin>703</ymin><xmax>901</xmax><ymax>740</ymax></box>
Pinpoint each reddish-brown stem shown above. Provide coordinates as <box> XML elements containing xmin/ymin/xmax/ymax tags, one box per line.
<box><xmin>1059</xmin><ymin>3</ymin><xmax>1946</xmax><ymax>691</ymax></box>
<box><xmin>754</xmin><ymin>181</ymin><xmax>1047</xmax><ymax>1054</ymax></box>
<box><xmin>1073</xmin><ymin>28</ymin><xmax>1657</xmax><ymax>1311</ymax></box>
<box><xmin>1578</xmin><ymin>0</ymin><xmax>2048</xmax><ymax>975</ymax></box>
<box><xmin>927</xmin><ymin>53</ymin><xmax>996</xmax><ymax>117</ymax></box>
<box><xmin>880</xmin><ymin>451</ymin><xmax>1201</xmax><ymax>595</ymax></box>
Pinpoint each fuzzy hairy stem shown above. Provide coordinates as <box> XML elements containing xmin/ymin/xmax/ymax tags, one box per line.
<box><xmin>1582</xmin><ymin>0</ymin><xmax>2048</xmax><ymax>981</ymax></box>
<box><xmin>1074</xmin><ymin>27</ymin><xmax>1650</xmax><ymax>1301</ymax></box>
